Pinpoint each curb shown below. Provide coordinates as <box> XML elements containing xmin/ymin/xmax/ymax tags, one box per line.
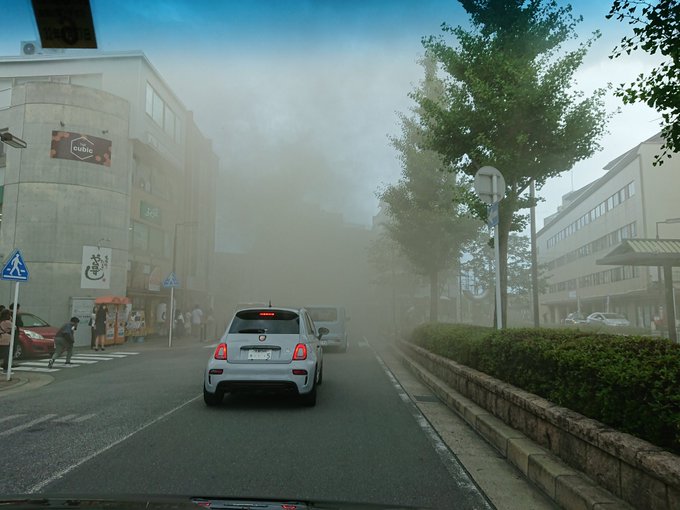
<box><xmin>396</xmin><ymin>345</ymin><xmax>634</xmax><ymax>510</ymax></box>
<box><xmin>0</xmin><ymin>372</ymin><xmax>53</xmax><ymax>397</ymax></box>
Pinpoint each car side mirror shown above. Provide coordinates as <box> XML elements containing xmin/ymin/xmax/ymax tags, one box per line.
<box><xmin>318</xmin><ymin>327</ymin><xmax>329</xmax><ymax>338</ymax></box>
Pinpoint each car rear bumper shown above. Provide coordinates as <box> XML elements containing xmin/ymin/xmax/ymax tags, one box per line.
<box><xmin>320</xmin><ymin>336</ymin><xmax>346</xmax><ymax>348</ymax></box>
<box><xmin>204</xmin><ymin>360</ymin><xmax>316</xmax><ymax>395</ymax></box>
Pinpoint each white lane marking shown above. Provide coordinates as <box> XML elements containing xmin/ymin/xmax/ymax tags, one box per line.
<box><xmin>110</xmin><ymin>352</ymin><xmax>139</xmax><ymax>355</ymax></box>
<box><xmin>14</xmin><ymin>361</ymin><xmax>54</xmax><ymax>367</ymax></box>
<box><xmin>72</xmin><ymin>413</ymin><xmax>96</xmax><ymax>423</ymax></box>
<box><xmin>52</xmin><ymin>414</ymin><xmax>78</xmax><ymax>423</ymax></box>
<box><xmin>11</xmin><ymin>366</ymin><xmax>59</xmax><ymax>373</ymax></box>
<box><xmin>0</xmin><ymin>414</ymin><xmax>26</xmax><ymax>424</ymax></box>
<box><xmin>27</xmin><ymin>394</ymin><xmax>202</xmax><ymax>493</ymax></box>
<box><xmin>56</xmin><ymin>359</ymin><xmax>99</xmax><ymax>364</ymax></box>
<box><xmin>370</xmin><ymin>345</ymin><xmax>494</xmax><ymax>509</ymax></box>
<box><xmin>0</xmin><ymin>414</ymin><xmax>59</xmax><ymax>437</ymax></box>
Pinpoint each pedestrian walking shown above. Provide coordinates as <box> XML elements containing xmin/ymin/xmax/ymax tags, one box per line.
<box><xmin>89</xmin><ymin>306</ymin><xmax>97</xmax><ymax>349</ymax></box>
<box><xmin>184</xmin><ymin>311</ymin><xmax>192</xmax><ymax>336</ymax></box>
<box><xmin>47</xmin><ymin>317</ymin><xmax>80</xmax><ymax>368</ymax></box>
<box><xmin>191</xmin><ymin>304</ymin><xmax>203</xmax><ymax>341</ymax></box>
<box><xmin>0</xmin><ymin>309</ymin><xmax>13</xmax><ymax>371</ymax></box>
<box><xmin>94</xmin><ymin>304</ymin><xmax>107</xmax><ymax>351</ymax></box>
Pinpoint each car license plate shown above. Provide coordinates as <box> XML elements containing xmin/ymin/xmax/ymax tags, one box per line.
<box><xmin>248</xmin><ymin>349</ymin><xmax>272</xmax><ymax>360</ymax></box>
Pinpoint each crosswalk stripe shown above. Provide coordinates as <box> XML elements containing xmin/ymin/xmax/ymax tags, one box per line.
<box><xmin>0</xmin><ymin>414</ymin><xmax>58</xmax><ymax>437</ymax></box>
<box><xmin>11</xmin><ymin>366</ymin><xmax>59</xmax><ymax>373</ymax></box>
<box><xmin>10</xmin><ymin>351</ymin><xmax>140</xmax><ymax>373</ymax></box>
<box><xmin>69</xmin><ymin>356</ymin><xmax>115</xmax><ymax>361</ymax></box>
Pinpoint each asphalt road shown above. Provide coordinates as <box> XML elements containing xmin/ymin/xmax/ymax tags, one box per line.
<box><xmin>0</xmin><ymin>338</ymin><xmax>497</xmax><ymax>509</ymax></box>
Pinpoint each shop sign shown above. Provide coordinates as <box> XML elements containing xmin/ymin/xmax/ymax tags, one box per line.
<box><xmin>51</xmin><ymin>131</ymin><xmax>112</xmax><ymax>166</ymax></box>
<box><xmin>80</xmin><ymin>245</ymin><xmax>111</xmax><ymax>289</ymax></box>
<box><xmin>140</xmin><ymin>201</ymin><xmax>162</xmax><ymax>224</ymax></box>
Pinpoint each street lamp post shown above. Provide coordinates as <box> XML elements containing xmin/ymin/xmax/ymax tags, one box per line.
<box><xmin>1</xmin><ymin>131</ymin><xmax>27</xmax><ymax>382</ymax></box>
<box><xmin>172</xmin><ymin>221</ymin><xmax>198</xmax><ymax>275</ymax></box>
<box><xmin>168</xmin><ymin>221</ymin><xmax>197</xmax><ymax>347</ymax></box>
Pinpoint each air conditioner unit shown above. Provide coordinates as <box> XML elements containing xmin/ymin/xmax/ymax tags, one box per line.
<box><xmin>20</xmin><ymin>41</ymin><xmax>41</xmax><ymax>56</ymax></box>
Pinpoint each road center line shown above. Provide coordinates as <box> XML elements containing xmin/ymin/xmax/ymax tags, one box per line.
<box><xmin>26</xmin><ymin>394</ymin><xmax>202</xmax><ymax>494</ymax></box>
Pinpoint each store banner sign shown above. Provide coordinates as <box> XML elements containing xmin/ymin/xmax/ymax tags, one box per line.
<box><xmin>51</xmin><ymin>131</ymin><xmax>112</xmax><ymax>166</ymax></box>
<box><xmin>81</xmin><ymin>245</ymin><xmax>111</xmax><ymax>289</ymax></box>
<box><xmin>140</xmin><ymin>201</ymin><xmax>162</xmax><ymax>224</ymax></box>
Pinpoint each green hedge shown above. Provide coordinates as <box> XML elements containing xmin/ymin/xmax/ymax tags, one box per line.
<box><xmin>409</xmin><ymin>323</ymin><xmax>680</xmax><ymax>454</ymax></box>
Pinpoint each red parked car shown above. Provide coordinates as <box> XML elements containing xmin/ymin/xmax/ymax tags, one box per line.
<box><xmin>13</xmin><ymin>312</ymin><xmax>58</xmax><ymax>360</ymax></box>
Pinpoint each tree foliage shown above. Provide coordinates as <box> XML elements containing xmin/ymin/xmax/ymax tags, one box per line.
<box><xmin>463</xmin><ymin>233</ymin><xmax>546</xmax><ymax>300</ymax></box>
<box><xmin>415</xmin><ymin>0</ymin><xmax>609</xmax><ymax>325</ymax></box>
<box><xmin>607</xmin><ymin>0</ymin><xmax>680</xmax><ymax>165</ymax></box>
<box><xmin>379</xmin><ymin>57</ymin><xmax>479</xmax><ymax>322</ymax></box>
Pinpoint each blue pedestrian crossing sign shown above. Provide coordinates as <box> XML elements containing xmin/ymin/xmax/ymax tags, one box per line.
<box><xmin>163</xmin><ymin>272</ymin><xmax>179</xmax><ymax>288</ymax></box>
<box><xmin>1</xmin><ymin>249</ymin><xmax>29</xmax><ymax>281</ymax></box>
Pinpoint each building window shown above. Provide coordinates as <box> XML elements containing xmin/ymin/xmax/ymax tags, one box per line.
<box><xmin>145</xmin><ymin>82</ymin><xmax>181</xmax><ymax>143</ymax></box>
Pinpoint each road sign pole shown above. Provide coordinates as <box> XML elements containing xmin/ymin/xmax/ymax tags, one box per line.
<box><xmin>493</xmin><ymin>176</ymin><xmax>503</xmax><ymax>330</ymax></box>
<box><xmin>168</xmin><ymin>287</ymin><xmax>174</xmax><ymax>348</ymax></box>
<box><xmin>5</xmin><ymin>282</ymin><xmax>20</xmax><ymax>381</ymax></box>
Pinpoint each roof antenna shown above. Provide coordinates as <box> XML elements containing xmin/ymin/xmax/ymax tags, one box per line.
<box><xmin>268</xmin><ymin>300</ymin><xmax>272</xmax><ymax>308</ymax></box>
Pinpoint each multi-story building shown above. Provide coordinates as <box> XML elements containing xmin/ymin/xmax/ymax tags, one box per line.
<box><xmin>538</xmin><ymin>133</ymin><xmax>680</xmax><ymax>328</ymax></box>
<box><xmin>0</xmin><ymin>51</ymin><xmax>217</xmax><ymax>344</ymax></box>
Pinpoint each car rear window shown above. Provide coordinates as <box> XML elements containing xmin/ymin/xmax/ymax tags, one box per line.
<box><xmin>308</xmin><ymin>308</ymin><xmax>338</xmax><ymax>322</ymax></box>
<box><xmin>229</xmin><ymin>310</ymin><xmax>300</xmax><ymax>334</ymax></box>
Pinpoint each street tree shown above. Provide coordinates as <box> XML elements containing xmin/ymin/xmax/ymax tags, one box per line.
<box><xmin>607</xmin><ymin>0</ymin><xmax>679</xmax><ymax>165</ymax></box>
<box><xmin>462</xmin><ymin>233</ymin><xmax>547</xmax><ymax>322</ymax></box>
<box><xmin>379</xmin><ymin>57</ymin><xmax>479</xmax><ymax>323</ymax></box>
<box><xmin>415</xmin><ymin>0</ymin><xmax>609</xmax><ymax>326</ymax></box>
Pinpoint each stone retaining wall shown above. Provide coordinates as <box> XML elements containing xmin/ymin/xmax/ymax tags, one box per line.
<box><xmin>401</xmin><ymin>341</ymin><xmax>680</xmax><ymax>510</ymax></box>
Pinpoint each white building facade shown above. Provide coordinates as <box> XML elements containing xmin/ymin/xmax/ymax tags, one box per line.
<box><xmin>0</xmin><ymin>52</ymin><xmax>217</xmax><ymax>343</ymax></box>
<box><xmin>538</xmin><ymin>134</ymin><xmax>680</xmax><ymax>327</ymax></box>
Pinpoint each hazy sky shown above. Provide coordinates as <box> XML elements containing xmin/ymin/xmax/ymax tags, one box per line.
<box><xmin>2</xmin><ymin>0</ymin><xmax>663</xmax><ymax>232</ymax></box>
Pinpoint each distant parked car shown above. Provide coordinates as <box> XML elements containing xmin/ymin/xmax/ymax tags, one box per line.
<box><xmin>563</xmin><ymin>312</ymin><xmax>587</xmax><ymax>325</ymax></box>
<box><xmin>307</xmin><ymin>306</ymin><xmax>349</xmax><ymax>352</ymax></box>
<box><xmin>586</xmin><ymin>312</ymin><xmax>631</xmax><ymax>327</ymax></box>
<box><xmin>14</xmin><ymin>312</ymin><xmax>58</xmax><ymax>359</ymax></box>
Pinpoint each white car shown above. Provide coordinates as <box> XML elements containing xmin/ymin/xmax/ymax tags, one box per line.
<box><xmin>586</xmin><ymin>312</ymin><xmax>631</xmax><ymax>327</ymax></box>
<box><xmin>204</xmin><ymin>307</ymin><xmax>326</xmax><ymax>407</ymax></box>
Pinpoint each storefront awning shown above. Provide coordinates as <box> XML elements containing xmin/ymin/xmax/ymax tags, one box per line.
<box><xmin>597</xmin><ymin>239</ymin><xmax>680</xmax><ymax>342</ymax></box>
<box><xmin>596</xmin><ymin>239</ymin><xmax>680</xmax><ymax>267</ymax></box>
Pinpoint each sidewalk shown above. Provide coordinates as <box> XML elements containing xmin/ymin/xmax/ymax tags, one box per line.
<box><xmin>0</xmin><ymin>370</ymin><xmax>53</xmax><ymax>396</ymax></box>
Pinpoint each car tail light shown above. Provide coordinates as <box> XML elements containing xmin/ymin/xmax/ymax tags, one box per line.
<box><xmin>292</xmin><ymin>343</ymin><xmax>307</xmax><ymax>360</ymax></box>
<box><xmin>214</xmin><ymin>343</ymin><xmax>227</xmax><ymax>360</ymax></box>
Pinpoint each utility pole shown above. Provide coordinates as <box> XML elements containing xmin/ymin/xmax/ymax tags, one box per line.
<box><xmin>530</xmin><ymin>179</ymin><xmax>540</xmax><ymax>327</ymax></box>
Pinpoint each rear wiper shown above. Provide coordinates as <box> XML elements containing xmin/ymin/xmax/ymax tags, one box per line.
<box><xmin>238</xmin><ymin>328</ymin><xmax>266</xmax><ymax>334</ymax></box>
